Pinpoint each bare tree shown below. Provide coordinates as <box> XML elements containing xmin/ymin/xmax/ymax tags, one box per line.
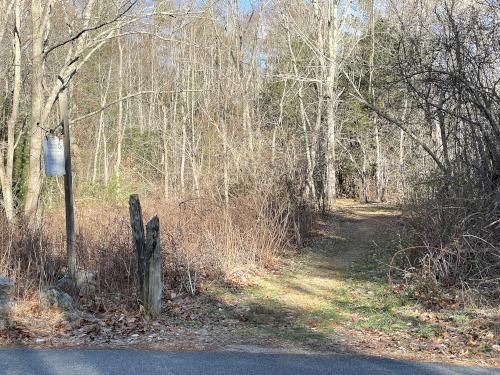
<box><xmin>0</xmin><ymin>0</ymin><xmax>21</xmax><ymax>221</ymax></box>
<box><xmin>24</xmin><ymin>0</ymin><xmax>137</xmax><ymax>218</ymax></box>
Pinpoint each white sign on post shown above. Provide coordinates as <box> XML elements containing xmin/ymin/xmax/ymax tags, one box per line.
<box><xmin>43</xmin><ymin>136</ymin><xmax>65</xmax><ymax>176</ymax></box>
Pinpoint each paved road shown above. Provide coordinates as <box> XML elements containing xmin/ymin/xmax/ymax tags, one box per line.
<box><xmin>0</xmin><ymin>349</ymin><xmax>497</xmax><ymax>375</ymax></box>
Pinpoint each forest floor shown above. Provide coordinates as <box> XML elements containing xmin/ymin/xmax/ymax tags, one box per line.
<box><xmin>1</xmin><ymin>200</ymin><xmax>499</xmax><ymax>367</ymax></box>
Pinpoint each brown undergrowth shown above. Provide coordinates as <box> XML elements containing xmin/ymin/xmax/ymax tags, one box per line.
<box><xmin>393</xmin><ymin>192</ymin><xmax>500</xmax><ymax>307</ymax></box>
<box><xmin>0</xmin><ymin>192</ymin><xmax>311</xmax><ymax>308</ymax></box>
<box><xmin>0</xmin><ymin>201</ymin><xmax>498</xmax><ymax>368</ymax></box>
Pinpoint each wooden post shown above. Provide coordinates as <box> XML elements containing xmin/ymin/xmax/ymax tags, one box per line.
<box><xmin>59</xmin><ymin>88</ymin><xmax>76</xmax><ymax>280</ymax></box>
<box><xmin>129</xmin><ymin>194</ymin><xmax>146</xmax><ymax>302</ymax></box>
<box><xmin>129</xmin><ymin>195</ymin><xmax>162</xmax><ymax>315</ymax></box>
<box><xmin>145</xmin><ymin>216</ymin><xmax>162</xmax><ymax>317</ymax></box>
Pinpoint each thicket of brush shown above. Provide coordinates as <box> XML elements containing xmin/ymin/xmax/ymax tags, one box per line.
<box><xmin>0</xmin><ymin>176</ymin><xmax>312</xmax><ymax>308</ymax></box>
<box><xmin>385</xmin><ymin>1</ymin><xmax>500</xmax><ymax>307</ymax></box>
<box><xmin>393</xmin><ymin>177</ymin><xmax>500</xmax><ymax>307</ymax></box>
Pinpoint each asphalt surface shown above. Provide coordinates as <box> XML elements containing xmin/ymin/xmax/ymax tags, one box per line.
<box><xmin>0</xmin><ymin>349</ymin><xmax>497</xmax><ymax>375</ymax></box>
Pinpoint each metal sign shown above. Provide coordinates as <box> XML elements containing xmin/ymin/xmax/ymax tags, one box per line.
<box><xmin>43</xmin><ymin>136</ymin><xmax>65</xmax><ymax>176</ymax></box>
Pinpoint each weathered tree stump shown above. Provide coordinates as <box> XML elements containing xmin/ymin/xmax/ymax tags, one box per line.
<box><xmin>129</xmin><ymin>195</ymin><xmax>162</xmax><ymax>317</ymax></box>
<box><xmin>129</xmin><ymin>194</ymin><xmax>146</xmax><ymax>301</ymax></box>
<box><xmin>145</xmin><ymin>216</ymin><xmax>162</xmax><ymax>317</ymax></box>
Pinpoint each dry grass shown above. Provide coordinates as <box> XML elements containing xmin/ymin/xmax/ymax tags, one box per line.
<box><xmin>0</xmin><ymin>187</ymin><xmax>310</xmax><ymax>308</ymax></box>
<box><xmin>6</xmin><ymin>297</ymin><xmax>70</xmax><ymax>339</ymax></box>
<box><xmin>0</xmin><ymin>216</ymin><xmax>65</xmax><ymax>299</ymax></box>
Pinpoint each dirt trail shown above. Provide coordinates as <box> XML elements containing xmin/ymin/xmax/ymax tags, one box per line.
<box><xmin>225</xmin><ymin>200</ymin><xmax>498</xmax><ymax>367</ymax></box>
<box><xmin>221</xmin><ymin>200</ymin><xmax>405</xmax><ymax>352</ymax></box>
<box><xmin>315</xmin><ymin>200</ymin><xmax>400</xmax><ymax>271</ymax></box>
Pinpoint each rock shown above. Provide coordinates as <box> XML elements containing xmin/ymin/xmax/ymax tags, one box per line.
<box><xmin>75</xmin><ymin>270</ymin><xmax>96</xmax><ymax>295</ymax></box>
<box><xmin>35</xmin><ymin>338</ymin><xmax>46</xmax><ymax>344</ymax></box>
<box><xmin>40</xmin><ymin>288</ymin><xmax>74</xmax><ymax>310</ymax></box>
<box><xmin>234</xmin><ymin>307</ymin><xmax>250</xmax><ymax>316</ymax></box>
<box><xmin>55</xmin><ymin>276</ymin><xmax>76</xmax><ymax>294</ymax></box>
<box><xmin>0</xmin><ymin>277</ymin><xmax>14</xmax><ymax>318</ymax></box>
<box><xmin>54</xmin><ymin>271</ymin><xmax>96</xmax><ymax>295</ymax></box>
<box><xmin>0</xmin><ymin>304</ymin><xmax>8</xmax><ymax>318</ymax></box>
<box><xmin>0</xmin><ymin>277</ymin><xmax>14</xmax><ymax>301</ymax></box>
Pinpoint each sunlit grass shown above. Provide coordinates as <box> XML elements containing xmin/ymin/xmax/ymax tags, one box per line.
<box><xmin>205</xmin><ymin>203</ymin><xmax>446</xmax><ymax>345</ymax></box>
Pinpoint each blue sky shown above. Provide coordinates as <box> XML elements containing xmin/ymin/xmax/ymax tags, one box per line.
<box><xmin>240</xmin><ymin>0</ymin><xmax>255</xmax><ymax>12</ymax></box>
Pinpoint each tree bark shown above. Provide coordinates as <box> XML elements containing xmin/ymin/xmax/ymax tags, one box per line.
<box><xmin>359</xmin><ymin>138</ymin><xmax>368</xmax><ymax>204</ymax></box>
<box><xmin>92</xmin><ymin>60</ymin><xmax>112</xmax><ymax>183</ymax></box>
<box><xmin>368</xmin><ymin>0</ymin><xmax>384</xmax><ymax>202</ymax></box>
<box><xmin>284</xmin><ymin>15</ymin><xmax>315</xmax><ymax>201</ymax></box>
<box><xmin>24</xmin><ymin>0</ymin><xmax>50</xmax><ymax>218</ymax></box>
<box><xmin>325</xmin><ymin>0</ymin><xmax>339</xmax><ymax>209</ymax></box>
<box><xmin>161</xmin><ymin>103</ymin><xmax>170</xmax><ymax>200</ymax></box>
<box><xmin>114</xmin><ymin>35</ymin><xmax>124</xmax><ymax>178</ymax></box>
<box><xmin>0</xmin><ymin>0</ymin><xmax>21</xmax><ymax>222</ymax></box>
<box><xmin>59</xmin><ymin>88</ymin><xmax>76</xmax><ymax>279</ymax></box>
<box><xmin>375</xmin><ymin>120</ymin><xmax>385</xmax><ymax>202</ymax></box>
<box><xmin>145</xmin><ymin>215</ymin><xmax>162</xmax><ymax>317</ymax></box>
<box><xmin>398</xmin><ymin>98</ymin><xmax>409</xmax><ymax>197</ymax></box>
<box><xmin>129</xmin><ymin>194</ymin><xmax>146</xmax><ymax>302</ymax></box>
<box><xmin>180</xmin><ymin>94</ymin><xmax>187</xmax><ymax>194</ymax></box>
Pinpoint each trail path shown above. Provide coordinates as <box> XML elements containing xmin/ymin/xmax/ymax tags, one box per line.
<box><xmin>321</xmin><ymin>201</ymin><xmax>400</xmax><ymax>270</ymax></box>
<box><xmin>220</xmin><ymin>200</ymin><xmax>498</xmax><ymax>367</ymax></box>
<box><xmin>225</xmin><ymin>200</ymin><xmax>403</xmax><ymax>348</ymax></box>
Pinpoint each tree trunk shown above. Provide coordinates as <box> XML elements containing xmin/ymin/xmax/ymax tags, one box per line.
<box><xmin>360</xmin><ymin>139</ymin><xmax>368</xmax><ymax>204</ymax></box>
<box><xmin>92</xmin><ymin>116</ymin><xmax>102</xmax><ymax>183</ymax></box>
<box><xmin>103</xmin><ymin>130</ymin><xmax>108</xmax><ymax>185</ymax></box>
<box><xmin>398</xmin><ymin>129</ymin><xmax>405</xmax><ymax>197</ymax></box>
<box><xmin>369</xmin><ymin>0</ymin><xmax>386</xmax><ymax>202</ymax></box>
<box><xmin>221</xmin><ymin>112</ymin><xmax>230</xmax><ymax>205</ymax></box>
<box><xmin>180</xmin><ymin>96</ymin><xmax>187</xmax><ymax>194</ymax></box>
<box><xmin>284</xmin><ymin>16</ymin><xmax>315</xmax><ymax>201</ymax></box>
<box><xmin>0</xmin><ymin>0</ymin><xmax>21</xmax><ymax>222</ymax></box>
<box><xmin>398</xmin><ymin>98</ymin><xmax>409</xmax><ymax>198</ymax></box>
<box><xmin>313</xmin><ymin>0</ymin><xmax>325</xmax><ymax>209</ymax></box>
<box><xmin>325</xmin><ymin>0</ymin><xmax>339</xmax><ymax>209</ymax></box>
<box><xmin>59</xmin><ymin>88</ymin><xmax>76</xmax><ymax>280</ymax></box>
<box><xmin>24</xmin><ymin>0</ymin><xmax>46</xmax><ymax>218</ymax></box>
<box><xmin>138</xmin><ymin>71</ymin><xmax>145</xmax><ymax>134</ymax></box>
<box><xmin>92</xmin><ymin>61</ymin><xmax>112</xmax><ymax>184</ymax></box>
<box><xmin>161</xmin><ymin>104</ymin><xmax>170</xmax><ymax>200</ymax></box>
<box><xmin>114</xmin><ymin>35</ymin><xmax>124</xmax><ymax>178</ymax></box>
<box><xmin>147</xmin><ymin>38</ymin><xmax>155</xmax><ymax>137</ymax></box>
<box><xmin>375</xmin><ymin>120</ymin><xmax>385</xmax><ymax>202</ymax></box>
